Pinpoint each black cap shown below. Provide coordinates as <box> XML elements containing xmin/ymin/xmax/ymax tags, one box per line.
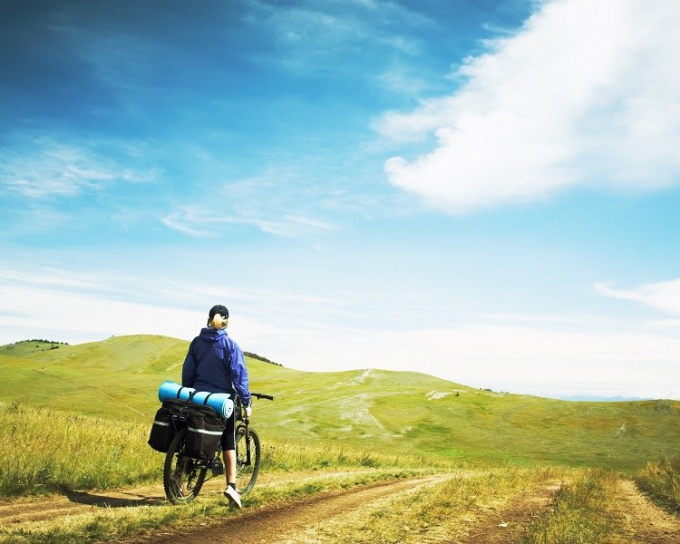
<box><xmin>209</xmin><ymin>304</ymin><xmax>229</xmax><ymax>320</ymax></box>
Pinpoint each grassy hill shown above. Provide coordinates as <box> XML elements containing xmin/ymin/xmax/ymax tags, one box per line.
<box><xmin>1</xmin><ymin>335</ymin><xmax>678</xmax><ymax>472</ymax></box>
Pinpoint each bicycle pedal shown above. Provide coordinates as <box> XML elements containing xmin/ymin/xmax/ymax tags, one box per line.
<box><xmin>211</xmin><ymin>458</ymin><xmax>224</xmax><ymax>476</ymax></box>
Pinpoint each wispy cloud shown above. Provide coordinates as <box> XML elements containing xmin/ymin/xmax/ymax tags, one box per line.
<box><xmin>376</xmin><ymin>63</ymin><xmax>431</xmax><ymax>96</ymax></box>
<box><xmin>0</xmin><ymin>137</ymin><xmax>156</xmax><ymax>198</ymax></box>
<box><xmin>596</xmin><ymin>278</ymin><xmax>680</xmax><ymax>317</ymax></box>
<box><xmin>2</xmin><ymin>258</ymin><xmax>679</xmax><ymax>399</ymax></box>
<box><xmin>0</xmin><ymin>260</ymin><xmax>347</xmax><ymax>346</ymax></box>
<box><xmin>254</xmin><ymin>320</ymin><xmax>680</xmax><ymax>399</ymax></box>
<box><xmin>160</xmin><ymin>207</ymin><xmax>215</xmax><ymax>237</ymax></box>
<box><xmin>282</xmin><ymin>215</ymin><xmax>334</xmax><ymax>230</ymax></box>
<box><xmin>229</xmin><ymin>214</ymin><xmax>335</xmax><ymax>238</ymax></box>
<box><xmin>160</xmin><ymin>163</ymin><xmax>343</xmax><ymax>238</ymax></box>
<box><xmin>2</xmin><ymin>143</ymin><xmax>114</xmax><ymax>198</ymax></box>
<box><xmin>244</xmin><ymin>0</ymin><xmax>425</xmax><ymax>76</ymax></box>
<box><xmin>161</xmin><ymin>204</ymin><xmax>335</xmax><ymax>239</ymax></box>
<box><xmin>376</xmin><ymin>0</ymin><xmax>680</xmax><ymax>213</ymax></box>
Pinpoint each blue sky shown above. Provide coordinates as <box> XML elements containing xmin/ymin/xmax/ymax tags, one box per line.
<box><xmin>2</xmin><ymin>0</ymin><xmax>680</xmax><ymax>400</ymax></box>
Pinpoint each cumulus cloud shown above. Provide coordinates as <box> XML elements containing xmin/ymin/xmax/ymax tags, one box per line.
<box><xmin>377</xmin><ymin>0</ymin><xmax>680</xmax><ymax>212</ymax></box>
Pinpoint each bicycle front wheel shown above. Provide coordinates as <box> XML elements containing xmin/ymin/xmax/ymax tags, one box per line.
<box><xmin>235</xmin><ymin>426</ymin><xmax>260</xmax><ymax>495</ymax></box>
<box><xmin>163</xmin><ymin>428</ymin><xmax>208</xmax><ymax>504</ymax></box>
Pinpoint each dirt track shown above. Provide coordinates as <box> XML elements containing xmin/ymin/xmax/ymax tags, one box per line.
<box><xmin>135</xmin><ymin>477</ymin><xmax>445</xmax><ymax>544</ymax></box>
<box><xmin>1</xmin><ymin>473</ymin><xmax>678</xmax><ymax>543</ymax></box>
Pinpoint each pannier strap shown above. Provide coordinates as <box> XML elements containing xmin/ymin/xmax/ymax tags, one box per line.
<box><xmin>176</xmin><ymin>386</ymin><xmax>197</xmax><ymax>401</ymax></box>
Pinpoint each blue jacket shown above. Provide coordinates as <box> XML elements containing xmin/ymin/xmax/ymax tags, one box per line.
<box><xmin>182</xmin><ymin>327</ymin><xmax>251</xmax><ymax>406</ymax></box>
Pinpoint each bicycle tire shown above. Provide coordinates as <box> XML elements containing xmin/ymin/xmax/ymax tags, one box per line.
<box><xmin>163</xmin><ymin>427</ymin><xmax>208</xmax><ymax>504</ymax></box>
<box><xmin>235</xmin><ymin>426</ymin><xmax>260</xmax><ymax>495</ymax></box>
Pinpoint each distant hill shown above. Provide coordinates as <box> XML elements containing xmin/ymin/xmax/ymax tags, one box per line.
<box><xmin>0</xmin><ymin>339</ymin><xmax>69</xmax><ymax>356</ymax></box>
<box><xmin>560</xmin><ymin>395</ymin><xmax>654</xmax><ymax>402</ymax></box>
<box><xmin>1</xmin><ymin>335</ymin><xmax>678</xmax><ymax>472</ymax></box>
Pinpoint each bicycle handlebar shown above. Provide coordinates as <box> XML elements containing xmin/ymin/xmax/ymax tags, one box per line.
<box><xmin>251</xmin><ymin>392</ymin><xmax>274</xmax><ymax>401</ymax></box>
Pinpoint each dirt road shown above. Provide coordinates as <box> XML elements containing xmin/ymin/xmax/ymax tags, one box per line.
<box><xmin>0</xmin><ymin>473</ymin><xmax>678</xmax><ymax>543</ymax></box>
<box><xmin>136</xmin><ymin>477</ymin><xmax>446</xmax><ymax>544</ymax></box>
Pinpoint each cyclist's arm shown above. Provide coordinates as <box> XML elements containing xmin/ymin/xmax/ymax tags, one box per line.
<box><xmin>181</xmin><ymin>340</ymin><xmax>197</xmax><ymax>387</ymax></box>
<box><xmin>228</xmin><ymin>340</ymin><xmax>251</xmax><ymax>407</ymax></box>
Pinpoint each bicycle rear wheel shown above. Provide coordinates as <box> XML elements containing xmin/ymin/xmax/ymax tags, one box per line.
<box><xmin>235</xmin><ymin>426</ymin><xmax>260</xmax><ymax>495</ymax></box>
<box><xmin>163</xmin><ymin>427</ymin><xmax>208</xmax><ymax>504</ymax></box>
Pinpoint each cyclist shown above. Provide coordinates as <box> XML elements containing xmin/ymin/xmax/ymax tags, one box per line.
<box><xmin>181</xmin><ymin>304</ymin><xmax>252</xmax><ymax>508</ymax></box>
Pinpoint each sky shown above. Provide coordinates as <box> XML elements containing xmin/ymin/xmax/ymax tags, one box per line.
<box><xmin>2</xmin><ymin>0</ymin><xmax>680</xmax><ymax>400</ymax></box>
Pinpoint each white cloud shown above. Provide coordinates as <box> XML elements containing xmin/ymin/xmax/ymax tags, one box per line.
<box><xmin>271</xmin><ymin>322</ymin><xmax>680</xmax><ymax>400</ymax></box>
<box><xmin>161</xmin><ymin>205</ymin><xmax>335</xmax><ymax>238</ymax></box>
<box><xmin>596</xmin><ymin>279</ymin><xmax>680</xmax><ymax>317</ymax></box>
<box><xmin>0</xmin><ymin>137</ymin><xmax>156</xmax><ymax>198</ymax></box>
<box><xmin>1</xmin><ymin>261</ymin><xmax>678</xmax><ymax>399</ymax></box>
<box><xmin>1</xmin><ymin>145</ymin><xmax>112</xmax><ymax>198</ymax></box>
<box><xmin>377</xmin><ymin>0</ymin><xmax>680</xmax><ymax>212</ymax></box>
<box><xmin>0</xmin><ymin>261</ymin><xmax>347</xmax><ymax>346</ymax></box>
<box><xmin>160</xmin><ymin>164</ymin><xmax>340</xmax><ymax>238</ymax></box>
<box><xmin>0</xmin><ymin>263</ymin><xmax>264</xmax><ymax>344</ymax></box>
<box><xmin>160</xmin><ymin>207</ymin><xmax>215</xmax><ymax>237</ymax></box>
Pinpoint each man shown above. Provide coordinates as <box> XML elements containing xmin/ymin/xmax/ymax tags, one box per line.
<box><xmin>182</xmin><ymin>304</ymin><xmax>252</xmax><ymax>508</ymax></box>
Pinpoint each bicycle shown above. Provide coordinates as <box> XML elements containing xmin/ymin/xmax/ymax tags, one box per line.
<box><xmin>163</xmin><ymin>392</ymin><xmax>274</xmax><ymax>505</ymax></box>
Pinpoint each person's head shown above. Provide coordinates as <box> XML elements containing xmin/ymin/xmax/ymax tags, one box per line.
<box><xmin>207</xmin><ymin>304</ymin><xmax>229</xmax><ymax>330</ymax></box>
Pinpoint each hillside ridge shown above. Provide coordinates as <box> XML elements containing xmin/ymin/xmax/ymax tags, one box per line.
<box><xmin>1</xmin><ymin>334</ymin><xmax>678</xmax><ymax>472</ymax></box>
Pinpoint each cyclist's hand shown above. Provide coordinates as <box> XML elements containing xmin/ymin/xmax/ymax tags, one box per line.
<box><xmin>245</xmin><ymin>406</ymin><xmax>253</xmax><ymax>418</ymax></box>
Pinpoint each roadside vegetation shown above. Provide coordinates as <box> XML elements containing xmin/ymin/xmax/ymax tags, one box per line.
<box><xmin>519</xmin><ymin>469</ymin><xmax>618</xmax><ymax>543</ymax></box>
<box><xmin>0</xmin><ymin>468</ymin><xmax>438</xmax><ymax>544</ymax></box>
<box><xmin>636</xmin><ymin>455</ymin><xmax>680</xmax><ymax>513</ymax></box>
<box><xmin>0</xmin><ymin>402</ymin><xmax>158</xmax><ymax>497</ymax></box>
<box><xmin>0</xmin><ymin>402</ymin><xmax>450</xmax><ymax>498</ymax></box>
<box><xmin>286</xmin><ymin>466</ymin><xmax>570</xmax><ymax>544</ymax></box>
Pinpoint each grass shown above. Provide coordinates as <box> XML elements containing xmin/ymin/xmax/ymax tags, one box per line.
<box><xmin>260</xmin><ymin>439</ymin><xmax>454</xmax><ymax>474</ymax></box>
<box><xmin>1</xmin><ymin>335</ymin><xmax>679</xmax><ymax>542</ymax></box>
<box><xmin>520</xmin><ymin>464</ymin><xmax>680</xmax><ymax>543</ymax></box>
<box><xmin>3</xmin><ymin>335</ymin><xmax>677</xmax><ymax>473</ymax></box>
<box><xmin>271</xmin><ymin>466</ymin><xmax>571</xmax><ymax>543</ymax></box>
<box><xmin>518</xmin><ymin>469</ymin><xmax>618</xmax><ymax>544</ymax></box>
<box><xmin>0</xmin><ymin>401</ymin><xmax>452</xmax><ymax>498</ymax></box>
<box><xmin>2</xmin><ymin>464</ymin><xmax>670</xmax><ymax>544</ymax></box>
<box><xmin>0</xmin><ymin>449</ymin><xmax>437</xmax><ymax>544</ymax></box>
<box><xmin>636</xmin><ymin>455</ymin><xmax>680</xmax><ymax>513</ymax></box>
<box><xmin>0</xmin><ymin>400</ymin><xmax>456</xmax><ymax>543</ymax></box>
<box><xmin>0</xmin><ymin>402</ymin><xmax>160</xmax><ymax>497</ymax></box>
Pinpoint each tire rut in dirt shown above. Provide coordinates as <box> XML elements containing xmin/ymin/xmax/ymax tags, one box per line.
<box><xmin>455</xmin><ymin>482</ymin><xmax>562</xmax><ymax>544</ymax></box>
<box><xmin>130</xmin><ymin>477</ymin><xmax>443</xmax><ymax>544</ymax></box>
<box><xmin>614</xmin><ymin>479</ymin><xmax>680</xmax><ymax>544</ymax></box>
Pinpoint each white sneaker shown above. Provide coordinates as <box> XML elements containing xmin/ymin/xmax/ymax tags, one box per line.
<box><xmin>224</xmin><ymin>486</ymin><xmax>242</xmax><ymax>508</ymax></box>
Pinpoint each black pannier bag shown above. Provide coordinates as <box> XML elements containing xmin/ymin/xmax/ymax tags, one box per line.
<box><xmin>148</xmin><ymin>399</ymin><xmax>187</xmax><ymax>453</ymax></box>
<box><xmin>184</xmin><ymin>405</ymin><xmax>226</xmax><ymax>460</ymax></box>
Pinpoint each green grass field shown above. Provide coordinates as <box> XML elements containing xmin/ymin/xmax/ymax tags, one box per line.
<box><xmin>1</xmin><ymin>336</ymin><xmax>678</xmax><ymax>544</ymax></box>
<box><xmin>1</xmin><ymin>335</ymin><xmax>677</xmax><ymax>474</ymax></box>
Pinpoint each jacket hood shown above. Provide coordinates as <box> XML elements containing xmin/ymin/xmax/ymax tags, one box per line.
<box><xmin>198</xmin><ymin>327</ymin><xmax>227</xmax><ymax>343</ymax></box>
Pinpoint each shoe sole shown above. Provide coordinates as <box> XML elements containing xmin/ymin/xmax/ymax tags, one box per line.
<box><xmin>224</xmin><ymin>490</ymin><xmax>242</xmax><ymax>508</ymax></box>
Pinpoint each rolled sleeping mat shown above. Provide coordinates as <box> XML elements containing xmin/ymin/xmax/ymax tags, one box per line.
<box><xmin>158</xmin><ymin>380</ymin><xmax>196</xmax><ymax>402</ymax></box>
<box><xmin>157</xmin><ymin>381</ymin><xmax>234</xmax><ymax>419</ymax></box>
<box><xmin>192</xmin><ymin>390</ymin><xmax>234</xmax><ymax>419</ymax></box>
